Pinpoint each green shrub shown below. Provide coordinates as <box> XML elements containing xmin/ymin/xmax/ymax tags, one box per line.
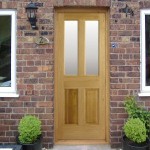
<box><xmin>123</xmin><ymin>118</ymin><xmax>147</xmax><ymax>143</ymax></box>
<box><xmin>124</xmin><ymin>96</ymin><xmax>150</xmax><ymax>133</ymax></box>
<box><xmin>18</xmin><ymin>115</ymin><xmax>42</xmax><ymax>144</ymax></box>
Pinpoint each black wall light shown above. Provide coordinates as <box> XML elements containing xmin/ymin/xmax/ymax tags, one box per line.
<box><xmin>25</xmin><ymin>1</ymin><xmax>38</xmax><ymax>29</ymax></box>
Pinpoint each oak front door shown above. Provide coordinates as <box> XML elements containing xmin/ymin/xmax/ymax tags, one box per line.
<box><xmin>55</xmin><ymin>8</ymin><xmax>109</xmax><ymax>143</ymax></box>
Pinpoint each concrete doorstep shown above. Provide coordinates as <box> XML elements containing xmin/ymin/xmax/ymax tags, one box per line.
<box><xmin>43</xmin><ymin>145</ymin><xmax>119</xmax><ymax>150</ymax></box>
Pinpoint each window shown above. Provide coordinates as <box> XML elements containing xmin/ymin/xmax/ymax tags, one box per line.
<box><xmin>0</xmin><ymin>10</ymin><xmax>18</xmax><ymax>97</ymax></box>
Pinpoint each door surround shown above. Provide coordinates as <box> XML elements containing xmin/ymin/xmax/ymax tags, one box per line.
<box><xmin>54</xmin><ymin>8</ymin><xmax>110</xmax><ymax>144</ymax></box>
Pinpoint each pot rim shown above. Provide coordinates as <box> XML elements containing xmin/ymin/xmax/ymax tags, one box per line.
<box><xmin>122</xmin><ymin>135</ymin><xmax>149</xmax><ymax>148</ymax></box>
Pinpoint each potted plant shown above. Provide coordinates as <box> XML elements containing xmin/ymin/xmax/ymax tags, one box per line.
<box><xmin>123</xmin><ymin>118</ymin><xmax>149</xmax><ymax>150</ymax></box>
<box><xmin>124</xmin><ymin>96</ymin><xmax>150</xmax><ymax>135</ymax></box>
<box><xmin>17</xmin><ymin>115</ymin><xmax>42</xmax><ymax>150</ymax></box>
<box><xmin>122</xmin><ymin>96</ymin><xmax>150</xmax><ymax>150</ymax></box>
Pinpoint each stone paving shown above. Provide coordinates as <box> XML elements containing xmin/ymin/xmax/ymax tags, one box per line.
<box><xmin>47</xmin><ymin>145</ymin><xmax>119</xmax><ymax>150</ymax></box>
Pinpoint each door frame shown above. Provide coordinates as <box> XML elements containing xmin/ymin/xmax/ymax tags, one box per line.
<box><xmin>54</xmin><ymin>7</ymin><xmax>110</xmax><ymax>144</ymax></box>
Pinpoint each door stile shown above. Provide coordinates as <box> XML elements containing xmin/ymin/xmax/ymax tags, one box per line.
<box><xmin>99</xmin><ymin>13</ymin><xmax>106</xmax><ymax>138</ymax></box>
<box><xmin>57</xmin><ymin>13</ymin><xmax>65</xmax><ymax>139</ymax></box>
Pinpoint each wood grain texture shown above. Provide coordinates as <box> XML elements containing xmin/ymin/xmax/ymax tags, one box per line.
<box><xmin>55</xmin><ymin>8</ymin><xmax>109</xmax><ymax>143</ymax></box>
<box><xmin>65</xmin><ymin>89</ymin><xmax>78</xmax><ymax>124</ymax></box>
<box><xmin>86</xmin><ymin>89</ymin><xmax>99</xmax><ymax>124</ymax></box>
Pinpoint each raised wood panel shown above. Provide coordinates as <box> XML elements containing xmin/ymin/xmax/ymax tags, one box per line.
<box><xmin>86</xmin><ymin>89</ymin><xmax>99</xmax><ymax>124</ymax></box>
<box><xmin>65</xmin><ymin>89</ymin><xmax>78</xmax><ymax>124</ymax></box>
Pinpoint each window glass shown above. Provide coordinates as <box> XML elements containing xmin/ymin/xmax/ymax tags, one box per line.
<box><xmin>145</xmin><ymin>15</ymin><xmax>150</xmax><ymax>86</ymax></box>
<box><xmin>0</xmin><ymin>10</ymin><xmax>17</xmax><ymax>96</ymax></box>
<box><xmin>0</xmin><ymin>16</ymin><xmax>11</xmax><ymax>87</ymax></box>
<box><xmin>64</xmin><ymin>21</ymin><xmax>78</xmax><ymax>75</ymax></box>
<box><xmin>85</xmin><ymin>21</ymin><xmax>99</xmax><ymax>75</ymax></box>
<box><xmin>139</xmin><ymin>10</ymin><xmax>150</xmax><ymax>95</ymax></box>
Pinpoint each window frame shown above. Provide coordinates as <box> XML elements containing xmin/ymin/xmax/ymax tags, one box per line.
<box><xmin>0</xmin><ymin>10</ymin><xmax>18</xmax><ymax>97</ymax></box>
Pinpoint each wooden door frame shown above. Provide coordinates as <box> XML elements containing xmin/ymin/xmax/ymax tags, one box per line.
<box><xmin>54</xmin><ymin>7</ymin><xmax>110</xmax><ymax>144</ymax></box>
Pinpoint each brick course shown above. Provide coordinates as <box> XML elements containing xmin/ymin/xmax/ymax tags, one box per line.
<box><xmin>0</xmin><ymin>0</ymin><xmax>149</xmax><ymax>149</ymax></box>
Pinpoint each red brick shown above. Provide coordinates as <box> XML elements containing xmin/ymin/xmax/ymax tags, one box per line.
<box><xmin>126</xmin><ymin>84</ymin><xmax>140</xmax><ymax>89</ymax></box>
<box><xmin>0</xmin><ymin>102</ymin><xmax>8</xmax><ymax>107</ymax></box>
<box><xmin>0</xmin><ymin>137</ymin><xmax>9</xmax><ymax>142</ymax></box>
<box><xmin>110</xmin><ymin>72</ymin><xmax>125</xmax><ymax>78</ymax></box>
<box><xmin>126</xmin><ymin>25</ymin><xmax>140</xmax><ymax>30</ymax></box>
<box><xmin>110</xmin><ymin>60</ymin><xmax>125</xmax><ymax>65</ymax></box>
<box><xmin>118</xmin><ymin>114</ymin><xmax>128</xmax><ymax>119</ymax></box>
<box><xmin>37</xmin><ymin>101</ymin><xmax>53</xmax><ymax>107</ymax></box>
<box><xmin>111</xmin><ymin>131</ymin><xmax>122</xmax><ymax>136</ymax></box>
<box><xmin>140</xmin><ymin>1</ymin><xmax>150</xmax><ymax>8</ymax></box>
<box><xmin>118</xmin><ymin>66</ymin><xmax>132</xmax><ymax>71</ymax></box>
<box><xmin>111</xmin><ymin>108</ymin><xmax>125</xmax><ymax>113</ymax></box>
<box><xmin>111</xmin><ymin>96</ymin><xmax>125</xmax><ymax>101</ymax></box>
<box><xmin>0</xmin><ymin>126</ymin><xmax>9</xmax><ymax>132</ymax></box>
<box><xmin>119</xmin><ymin>43</ymin><xmax>133</xmax><ymax>48</ymax></box>
<box><xmin>9</xmin><ymin>102</ymin><xmax>23</xmax><ymax>107</ymax></box>
<box><xmin>23</xmin><ymin>67</ymin><xmax>38</xmax><ymax>72</ymax></box>
<box><xmin>111</xmin><ymin>138</ymin><xmax>119</xmax><ymax>142</ymax></box>
<box><xmin>118</xmin><ymin>90</ymin><xmax>129</xmax><ymax>95</ymax></box>
<box><xmin>110</xmin><ymin>78</ymin><xmax>119</xmax><ymax>83</ymax></box>
<box><xmin>6</xmin><ymin>108</ymin><xmax>12</xmax><ymax>113</ymax></box>
<box><xmin>96</xmin><ymin>0</ymin><xmax>110</xmax><ymax>6</ymax></box>
<box><xmin>11</xmin><ymin>114</ymin><xmax>24</xmax><ymax>120</ymax></box>
<box><xmin>27</xmin><ymin>61</ymin><xmax>34</xmax><ymax>66</ymax></box>
<box><xmin>111</xmin><ymin>84</ymin><xmax>126</xmax><ymax>89</ymax></box>
<box><xmin>110</xmin><ymin>25</ymin><xmax>125</xmax><ymax>30</ymax></box>
<box><xmin>39</xmin><ymin>114</ymin><xmax>53</xmax><ymax>120</ymax></box>
<box><xmin>127</xmin><ymin>72</ymin><xmax>140</xmax><ymax>77</ymax></box>
<box><xmin>13</xmin><ymin>108</ymin><xmax>27</xmax><ymax>113</ymax></box>
<box><xmin>35</xmin><ymin>108</ymin><xmax>45</xmax><ymax>113</ymax></box>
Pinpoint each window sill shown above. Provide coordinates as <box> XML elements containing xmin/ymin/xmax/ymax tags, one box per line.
<box><xmin>138</xmin><ymin>92</ymin><xmax>150</xmax><ymax>97</ymax></box>
<box><xmin>0</xmin><ymin>93</ymin><xmax>19</xmax><ymax>97</ymax></box>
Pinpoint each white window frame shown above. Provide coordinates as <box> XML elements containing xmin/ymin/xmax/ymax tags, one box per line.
<box><xmin>0</xmin><ymin>10</ymin><xmax>19</xmax><ymax>97</ymax></box>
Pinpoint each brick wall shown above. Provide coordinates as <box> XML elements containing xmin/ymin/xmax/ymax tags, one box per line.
<box><xmin>110</xmin><ymin>0</ymin><xmax>140</xmax><ymax>148</ymax></box>
<box><xmin>0</xmin><ymin>1</ymin><xmax>54</xmax><ymax>148</ymax></box>
<box><xmin>110</xmin><ymin>0</ymin><xmax>150</xmax><ymax>148</ymax></box>
<box><xmin>0</xmin><ymin>0</ymin><xmax>149</xmax><ymax>149</ymax></box>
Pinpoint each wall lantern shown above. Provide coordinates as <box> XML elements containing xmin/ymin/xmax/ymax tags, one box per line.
<box><xmin>25</xmin><ymin>1</ymin><xmax>38</xmax><ymax>29</ymax></box>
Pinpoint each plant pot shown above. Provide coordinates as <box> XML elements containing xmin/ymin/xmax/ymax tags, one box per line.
<box><xmin>17</xmin><ymin>135</ymin><xmax>42</xmax><ymax>150</ymax></box>
<box><xmin>122</xmin><ymin>135</ymin><xmax>149</xmax><ymax>150</ymax></box>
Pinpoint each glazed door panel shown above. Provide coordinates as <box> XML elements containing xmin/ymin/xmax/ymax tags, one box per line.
<box><xmin>55</xmin><ymin>9</ymin><xmax>108</xmax><ymax>142</ymax></box>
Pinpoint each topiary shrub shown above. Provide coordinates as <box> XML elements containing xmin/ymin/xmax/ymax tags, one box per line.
<box><xmin>18</xmin><ymin>115</ymin><xmax>42</xmax><ymax>144</ymax></box>
<box><xmin>123</xmin><ymin>118</ymin><xmax>147</xmax><ymax>143</ymax></box>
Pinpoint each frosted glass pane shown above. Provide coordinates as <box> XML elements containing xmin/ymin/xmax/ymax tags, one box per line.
<box><xmin>64</xmin><ymin>21</ymin><xmax>78</xmax><ymax>75</ymax></box>
<box><xmin>85</xmin><ymin>21</ymin><xmax>99</xmax><ymax>75</ymax></box>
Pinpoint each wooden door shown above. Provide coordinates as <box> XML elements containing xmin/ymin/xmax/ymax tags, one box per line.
<box><xmin>55</xmin><ymin>8</ymin><xmax>109</xmax><ymax>143</ymax></box>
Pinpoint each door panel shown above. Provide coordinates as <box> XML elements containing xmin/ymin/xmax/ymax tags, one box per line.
<box><xmin>55</xmin><ymin>9</ymin><xmax>108</xmax><ymax>142</ymax></box>
<box><xmin>86</xmin><ymin>89</ymin><xmax>99</xmax><ymax>124</ymax></box>
<box><xmin>65</xmin><ymin>89</ymin><xmax>78</xmax><ymax>124</ymax></box>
